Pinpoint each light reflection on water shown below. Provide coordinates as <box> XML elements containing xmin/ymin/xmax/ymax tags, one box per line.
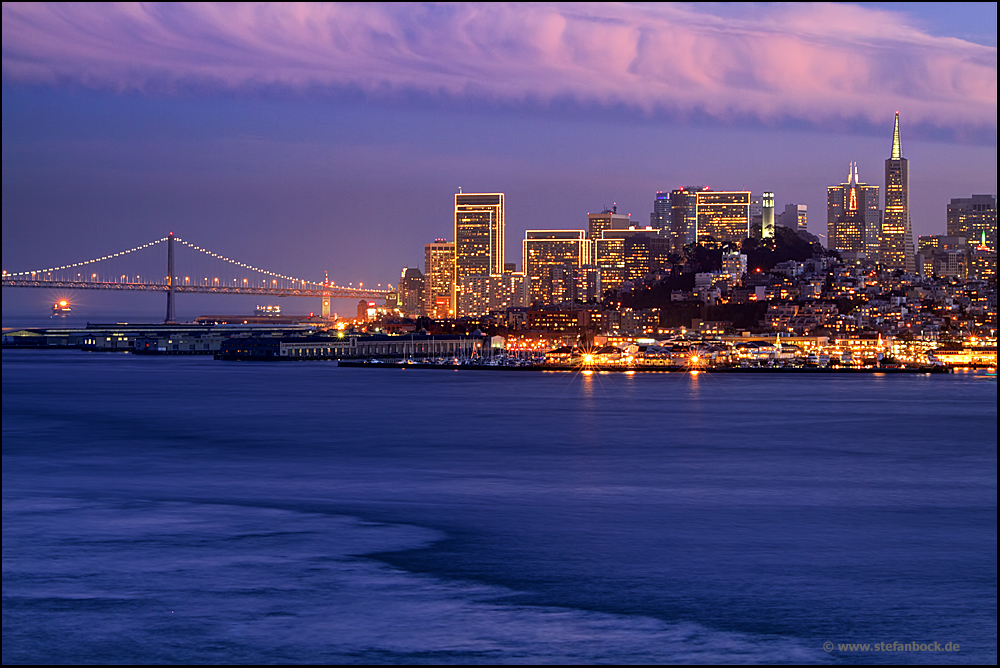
<box><xmin>3</xmin><ymin>350</ymin><xmax>996</xmax><ymax>664</ymax></box>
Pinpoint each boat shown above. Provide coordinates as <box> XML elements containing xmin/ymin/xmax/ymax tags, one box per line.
<box><xmin>51</xmin><ymin>299</ymin><xmax>71</xmax><ymax>317</ymax></box>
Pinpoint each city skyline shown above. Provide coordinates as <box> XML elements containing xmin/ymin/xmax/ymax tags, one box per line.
<box><xmin>2</xmin><ymin>2</ymin><xmax>997</xmax><ymax>319</ymax></box>
<box><xmin>3</xmin><ymin>7</ymin><xmax>995</xmax><ymax>665</ymax></box>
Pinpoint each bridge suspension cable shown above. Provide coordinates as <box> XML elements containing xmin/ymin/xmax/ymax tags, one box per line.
<box><xmin>173</xmin><ymin>238</ymin><xmax>327</xmax><ymax>288</ymax></box>
<box><xmin>3</xmin><ymin>237</ymin><xmax>169</xmax><ymax>278</ymax></box>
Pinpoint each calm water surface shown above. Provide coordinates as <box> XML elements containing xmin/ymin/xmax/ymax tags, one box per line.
<box><xmin>3</xmin><ymin>350</ymin><xmax>996</xmax><ymax>664</ymax></box>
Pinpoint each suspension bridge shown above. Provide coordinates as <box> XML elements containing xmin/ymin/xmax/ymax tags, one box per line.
<box><xmin>1</xmin><ymin>234</ymin><xmax>390</xmax><ymax>321</ymax></box>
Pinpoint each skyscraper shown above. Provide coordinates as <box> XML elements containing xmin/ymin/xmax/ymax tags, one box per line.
<box><xmin>397</xmin><ymin>267</ymin><xmax>425</xmax><ymax>316</ymax></box>
<box><xmin>587</xmin><ymin>207</ymin><xmax>631</xmax><ymax>263</ymax></box>
<box><xmin>947</xmin><ymin>195</ymin><xmax>997</xmax><ymax>253</ymax></box>
<box><xmin>424</xmin><ymin>239</ymin><xmax>455</xmax><ymax>319</ymax></box>
<box><xmin>650</xmin><ymin>192</ymin><xmax>671</xmax><ymax>231</ymax></box>
<box><xmin>668</xmin><ymin>186</ymin><xmax>705</xmax><ymax>251</ymax></box>
<box><xmin>696</xmin><ymin>191</ymin><xmax>751</xmax><ymax>244</ymax></box>
<box><xmin>882</xmin><ymin>113</ymin><xmax>915</xmax><ymax>272</ymax></box>
<box><xmin>522</xmin><ymin>230</ymin><xmax>590</xmax><ymax>305</ymax></box>
<box><xmin>595</xmin><ymin>228</ymin><xmax>670</xmax><ymax>289</ymax></box>
<box><xmin>454</xmin><ymin>192</ymin><xmax>504</xmax><ymax>316</ymax></box>
<box><xmin>828</xmin><ymin>162</ymin><xmax>881</xmax><ymax>259</ymax></box>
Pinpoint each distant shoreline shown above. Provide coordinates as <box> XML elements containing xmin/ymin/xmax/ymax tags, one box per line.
<box><xmin>335</xmin><ymin>360</ymin><xmax>952</xmax><ymax>374</ymax></box>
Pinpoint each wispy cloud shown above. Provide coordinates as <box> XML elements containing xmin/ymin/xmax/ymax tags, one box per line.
<box><xmin>2</xmin><ymin>3</ymin><xmax>995</xmax><ymax>133</ymax></box>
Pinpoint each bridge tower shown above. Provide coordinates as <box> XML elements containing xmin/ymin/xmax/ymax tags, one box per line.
<box><xmin>165</xmin><ymin>233</ymin><xmax>176</xmax><ymax>323</ymax></box>
<box><xmin>322</xmin><ymin>271</ymin><xmax>331</xmax><ymax>319</ymax></box>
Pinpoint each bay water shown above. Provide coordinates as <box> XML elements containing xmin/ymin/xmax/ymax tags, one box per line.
<box><xmin>3</xmin><ymin>349</ymin><xmax>996</xmax><ymax>663</ymax></box>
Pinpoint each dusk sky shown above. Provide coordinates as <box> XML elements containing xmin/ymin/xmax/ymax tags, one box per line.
<box><xmin>2</xmin><ymin>2</ymin><xmax>997</xmax><ymax>320</ymax></box>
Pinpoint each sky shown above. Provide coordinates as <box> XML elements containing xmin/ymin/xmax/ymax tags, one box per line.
<box><xmin>2</xmin><ymin>2</ymin><xmax>997</xmax><ymax>321</ymax></box>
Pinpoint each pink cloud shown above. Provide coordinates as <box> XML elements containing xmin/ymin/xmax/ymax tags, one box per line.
<box><xmin>2</xmin><ymin>2</ymin><xmax>995</xmax><ymax>132</ymax></box>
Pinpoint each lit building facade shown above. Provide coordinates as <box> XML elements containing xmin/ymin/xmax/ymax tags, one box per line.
<box><xmin>588</xmin><ymin>208</ymin><xmax>630</xmax><ymax>263</ymax></box>
<box><xmin>947</xmin><ymin>195</ymin><xmax>997</xmax><ymax>253</ymax></box>
<box><xmin>650</xmin><ymin>192</ymin><xmax>671</xmax><ymax>232</ymax></box>
<box><xmin>918</xmin><ymin>235</ymin><xmax>967</xmax><ymax>253</ymax></box>
<box><xmin>456</xmin><ymin>271</ymin><xmax>529</xmax><ymax>317</ymax></box>
<box><xmin>828</xmin><ymin>162</ymin><xmax>881</xmax><ymax>259</ymax></box>
<box><xmin>523</xmin><ymin>230</ymin><xmax>591</xmax><ymax>306</ymax></box>
<box><xmin>525</xmin><ymin>309</ymin><xmax>591</xmax><ymax>336</ymax></box>
<box><xmin>696</xmin><ymin>191</ymin><xmax>751</xmax><ymax>244</ymax></box>
<box><xmin>761</xmin><ymin>192</ymin><xmax>775</xmax><ymax>239</ymax></box>
<box><xmin>882</xmin><ymin>113</ymin><xmax>916</xmax><ymax>272</ymax></box>
<box><xmin>424</xmin><ymin>239</ymin><xmax>455</xmax><ymax>319</ymax></box>
<box><xmin>917</xmin><ymin>235</ymin><xmax>973</xmax><ymax>279</ymax></box>
<box><xmin>669</xmin><ymin>186</ymin><xmax>705</xmax><ymax>250</ymax></box>
<box><xmin>969</xmin><ymin>247</ymin><xmax>997</xmax><ymax>282</ymax></box>
<box><xmin>548</xmin><ymin>265</ymin><xmax>601</xmax><ymax>304</ymax></box>
<box><xmin>721</xmin><ymin>252</ymin><xmax>748</xmax><ymax>285</ymax></box>
<box><xmin>456</xmin><ymin>274</ymin><xmax>492</xmax><ymax>317</ymax></box>
<box><xmin>455</xmin><ymin>192</ymin><xmax>504</xmax><ymax>316</ymax></box>
<box><xmin>396</xmin><ymin>267</ymin><xmax>425</xmax><ymax>316</ymax></box>
<box><xmin>489</xmin><ymin>272</ymin><xmax>530</xmax><ymax>312</ymax></box>
<box><xmin>595</xmin><ymin>228</ymin><xmax>670</xmax><ymax>290</ymax></box>
<box><xmin>931</xmin><ymin>250</ymin><xmax>968</xmax><ymax>279</ymax></box>
<box><xmin>595</xmin><ymin>235</ymin><xmax>626</xmax><ymax>290</ymax></box>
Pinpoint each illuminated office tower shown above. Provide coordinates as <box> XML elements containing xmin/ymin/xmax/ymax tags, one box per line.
<box><xmin>547</xmin><ymin>265</ymin><xmax>601</xmax><ymax>304</ymax></box>
<box><xmin>696</xmin><ymin>191</ymin><xmax>751</xmax><ymax>244</ymax></box>
<box><xmin>947</xmin><ymin>195</ymin><xmax>996</xmax><ymax>253</ymax></box>
<box><xmin>828</xmin><ymin>162</ymin><xmax>881</xmax><ymax>258</ymax></box>
<box><xmin>397</xmin><ymin>267</ymin><xmax>425</xmax><ymax>316</ymax></box>
<box><xmin>831</xmin><ymin>198</ymin><xmax>865</xmax><ymax>255</ymax></box>
<box><xmin>456</xmin><ymin>272</ymin><xmax>529</xmax><ymax>318</ymax></box>
<box><xmin>595</xmin><ymin>235</ymin><xmax>626</xmax><ymax>290</ymax></box>
<box><xmin>882</xmin><ymin>113</ymin><xmax>915</xmax><ymax>272</ymax></box>
<box><xmin>424</xmin><ymin>239</ymin><xmax>455</xmax><ymax>319</ymax></box>
<box><xmin>576</xmin><ymin>266</ymin><xmax>602</xmax><ymax>302</ymax></box>
<box><xmin>669</xmin><ymin>186</ymin><xmax>705</xmax><ymax>250</ymax></box>
<box><xmin>595</xmin><ymin>228</ymin><xmax>670</xmax><ymax>290</ymax></box>
<box><xmin>588</xmin><ymin>206</ymin><xmax>631</xmax><ymax>240</ymax></box>
<box><xmin>762</xmin><ymin>192</ymin><xmax>775</xmax><ymax>239</ymax></box>
<box><xmin>455</xmin><ymin>192</ymin><xmax>504</xmax><ymax>316</ymax></box>
<box><xmin>587</xmin><ymin>207</ymin><xmax>630</xmax><ymax>263</ymax></box>
<box><xmin>650</xmin><ymin>192</ymin><xmax>671</xmax><ymax>231</ymax></box>
<box><xmin>523</xmin><ymin>230</ymin><xmax>590</xmax><ymax>305</ymax></box>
